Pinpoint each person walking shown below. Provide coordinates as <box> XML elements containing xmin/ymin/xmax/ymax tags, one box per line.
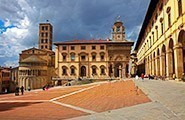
<box><xmin>20</xmin><ymin>86</ymin><xmax>24</xmax><ymax>95</ymax></box>
<box><xmin>15</xmin><ymin>86</ymin><xmax>19</xmax><ymax>96</ymax></box>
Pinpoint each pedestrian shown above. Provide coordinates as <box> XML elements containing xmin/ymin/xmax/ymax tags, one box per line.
<box><xmin>28</xmin><ymin>86</ymin><xmax>31</xmax><ymax>91</ymax></box>
<box><xmin>20</xmin><ymin>86</ymin><xmax>24</xmax><ymax>95</ymax></box>
<box><xmin>15</xmin><ymin>86</ymin><xmax>19</xmax><ymax>96</ymax></box>
<box><xmin>141</xmin><ymin>73</ymin><xmax>144</xmax><ymax>81</ymax></box>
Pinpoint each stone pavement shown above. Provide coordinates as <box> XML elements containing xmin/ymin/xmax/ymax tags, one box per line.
<box><xmin>70</xmin><ymin>79</ymin><xmax>185</xmax><ymax>120</ymax></box>
<box><xmin>0</xmin><ymin>80</ymin><xmax>150</xmax><ymax>120</ymax></box>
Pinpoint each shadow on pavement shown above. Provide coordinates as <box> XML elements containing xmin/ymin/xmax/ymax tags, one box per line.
<box><xmin>0</xmin><ymin>102</ymin><xmax>43</xmax><ymax>112</ymax></box>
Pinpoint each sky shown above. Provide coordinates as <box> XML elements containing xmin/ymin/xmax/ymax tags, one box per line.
<box><xmin>0</xmin><ymin>0</ymin><xmax>150</xmax><ymax>67</ymax></box>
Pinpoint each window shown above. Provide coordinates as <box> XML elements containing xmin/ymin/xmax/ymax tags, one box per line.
<box><xmin>92</xmin><ymin>55</ymin><xmax>96</xmax><ymax>61</ymax></box>
<box><xmin>152</xmin><ymin>32</ymin><xmax>154</xmax><ymax>44</ymax></box>
<box><xmin>62</xmin><ymin>46</ymin><xmax>67</xmax><ymax>50</ymax></box>
<box><xmin>41</xmin><ymin>45</ymin><xmax>43</xmax><ymax>49</ymax></box>
<box><xmin>71</xmin><ymin>46</ymin><xmax>75</xmax><ymax>50</ymax></box>
<box><xmin>70</xmin><ymin>67</ymin><xmax>75</xmax><ymax>75</ymax></box>
<box><xmin>42</xmin><ymin>26</ymin><xmax>44</xmax><ymax>30</ymax></box>
<box><xmin>101</xmin><ymin>68</ymin><xmax>105</xmax><ymax>75</ymax></box>
<box><xmin>62</xmin><ymin>67</ymin><xmax>67</xmax><ymax>75</ymax></box>
<box><xmin>100</xmin><ymin>46</ymin><xmax>104</xmax><ymax>50</ymax></box>
<box><xmin>41</xmin><ymin>33</ymin><xmax>44</xmax><ymax>37</ymax></box>
<box><xmin>81</xmin><ymin>46</ymin><xmax>86</xmax><ymax>50</ymax></box>
<box><xmin>92</xmin><ymin>66</ymin><xmax>97</xmax><ymax>75</ymax></box>
<box><xmin>92</xmin><ymin>46</ymin><xmax>96</xmax><ymax>50</ymax></box>
<box><xmin>155</xmin><ymin>26</ymin><xmax>158</xmax><ymax>40</ymax></box>
<box><xmin>45</xmin><ymin>45</ymin><xmax>47</xmax><ymax>49</ymax></box>
<box><xmin>100</xmin><ymin>52</ymin><xmax>105</xmax><ymax>61</ymax></box>
<box><xmin>167</xmin><ymin>7</ymin><xmax>171</xmax><ymax>27</ymax></box>
<box><xmin>168</xmin><ymin>13</ymin><xmax>171</xmax><ymax>27</ymax></box>
<box><xmin>71</xmin><ymin>54</ymin><xmax>75</xmax><ymax>61</ymax></box>
<box><xmin>41</xmin><ymin>39</ymin><xmax>44</xmax><ymax>43</ymax></box>
<box><xmin>63</xmin><ymin>55</ymin><xmax>66</xmax><ymax>61</ymax></box>
<box><xmin>100</xmin><ymin>65</ymin><xmax>106</xmax><ymax>75</ymax></box>
<box><xmin>45</xmin><ymin>39</ymin><xmax>48</xmax><ymax>43</ymax></box>
<box><xmin>45</xmin><ymin>26</ymin><xmax>48</xmax><ymax>30</ymax></box>
<box><xmin>101</xmin><ymin>55</ymin><xmax>104</xmax><ymax>61</ymax></box>
<box><xmin>45</xmin><ymin>33</ymin><xmax>48</xmax><ymax>37</ymax></box>
<box><xmin>160</xmin><ymin>18</ymin><xmax>164</xmax><ymax>35</ymax></box>
<box><xmin>178</xmin><ymin>0</ymin><xmax>182</xmax><ymax>17</ymax></box>
<box><xmin>81</xmin><ymin>55</ymin><xmax>86</xmax><ymax>61</ymax></box>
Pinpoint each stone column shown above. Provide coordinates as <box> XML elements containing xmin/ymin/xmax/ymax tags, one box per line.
<box><xmin>119</xmin><ymin>67</ymin><xmax>121</xmax><ymax>78</ymax></box>
<box><xmin>156</xmin><ymin>57</ymin><xmax>160</xmax><ymax>76</ymax></box>
<box><xmin>148</xmin><ymin>61</ymin><xmax>150</xmax><ymax>75</ymax></box>
<box><xmin>160</xmin><ymin>53</ymin><xmax>166</xmax><ymax>76</ymax></box>
<box><xmin>112</xmin><ymin>64</ymin><xmax>115</xmax><ymax>78</ymax></box>
<box><xmin>150</xmin><ymin>60</ymin><xmax>152</xmax><ymax>75</ymax></box>
<box><xmin>145</xmin><ymin>61</ymin><xmax>148</xmax><ymax>75</ymax></box>
<box><xmin>166</xmin><ymin>50</ymin><xmax>173</xmax><ymax>79</ymax></box>
<box><xmin>122</xmin><ymin>64</ymin><xmax>126</xmax><ymax>78</ymax></box>
<box><xmin>153</xmin><ymin>58</ymin><xmax>156</xmax><ymax>75</ymax></box>
<box><xmin>174</xmin><ymin>44</ymin><xmax>183</xmax><ymax>80</ymax></box>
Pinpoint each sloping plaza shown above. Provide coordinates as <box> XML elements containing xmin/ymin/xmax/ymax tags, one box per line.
<box><xmin>0</xmin><ymin>79</ymin><xmax>185</xmax><ymax>120</ymax></box>
<box><xmin>0</xmin><ymin>80</ymin><xmax>150</xmax><ymax>120</ymax></box>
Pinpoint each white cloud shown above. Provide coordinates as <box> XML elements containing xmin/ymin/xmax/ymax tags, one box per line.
<box><xmin>0</xmin><ymin>0</ymin><xmax>150</xmax><ymax>67</ymax></box>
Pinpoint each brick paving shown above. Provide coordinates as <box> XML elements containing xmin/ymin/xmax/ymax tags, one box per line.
<box><xmin>0</xmin><ymin>80</ymin><xmax>150</xmax><ymax>120</ymax></box>
<box><xmin>57</xmin><ymin>80</ymin><xmax>151</xmax><ymax>112</ymax></box>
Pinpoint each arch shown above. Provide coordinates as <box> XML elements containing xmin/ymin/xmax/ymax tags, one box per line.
<box><xmin>161</xmin><ymin>44</ymin><xmax>167</xmax><ymax>76</ymax></box>
<box><xmin>178</xmin><ymin>30</ymin><xmax>185</xmax><ymax>74</ymax></box>
<box><xmin>162</xmin><ymin>44</ymin><xmax>166</xmax><ymax>54</ymax></box>
<box><xmin>169</xmin><ymin>38</ymin><xmax>175</xmax><ymax>75</ymax></box>
<box><xmin>62</xmin><ymin>66</ymin><xmax>68</xmax><ymax>75</ymax></box>
<box><xmin>80</xmin><ymin>66</ymin><xmax>86</xmax><ymax>77</ymax></box>
<box><xmin>100</xmin><ymin>65</ymin><xmax>106</xmax><ymax>75</ymax></box>
<box><xmin>114</xmin><ymin>62</ymin><xmax>123</xmax><ymax>77</ymax></box>
<box><xmin>115</xmin><ymin>55</ymin><xmax>123</xmax><ymax>61</ymax></box>
<box><xmin>178</xmin><ymin>30</ymin><xmax>185</xmax><ymax>44</ymax></box>
<box><xmin>157</xmin><ymin>48</ymin><xmax>160</xmax><ymax>56</ymax></box>
<box><xmin>70</xmin><ymin>65</ymin><xmax>76</xmax><ymax>75</ymax></box>
<box><xmin>91</xmin><ymin>52</ymin><xmax>97</xmax><ymax>55</ymax></box>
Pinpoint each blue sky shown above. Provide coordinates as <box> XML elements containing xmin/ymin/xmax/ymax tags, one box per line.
<box><xmin>0</xmin><ymin>0</ymin><xmax>150</xmax><ymax>67</ymax></box>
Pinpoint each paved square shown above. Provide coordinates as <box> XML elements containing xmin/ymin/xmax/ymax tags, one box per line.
<box><xmin>0</xmin><ymin>80</ymin><xmax>151</xmax><ymax>120</ymax></box>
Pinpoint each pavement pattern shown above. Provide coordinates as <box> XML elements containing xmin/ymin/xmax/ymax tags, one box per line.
<box><xmin>0</xmin><ymin>80</ymin><xmax>150</xmax><ymax>120</ymax></box>
<box><xmin>70</xmin><ymin>79</ymin><xmax>185</xmax><ymax>120</ymax></box>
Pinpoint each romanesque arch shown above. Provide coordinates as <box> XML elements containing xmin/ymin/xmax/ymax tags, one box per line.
<box><xmin>114</xmin><ymin>62</ymin><xmax>123</xmax><ymax>78</ymax></box>
<box><xmin>153</xmin><ymin>52</ymin><xmax>156</xmax><ymax>75</ymax></box>
<box><xmin>178</xmin><ymin>30</ymin><xmax>185</xmax><ymax>73</ymax></box>
<box><xmin>156</xmin><ymin>48</ymin><xmax>160</xmax><ymax>76</ymax></box>
<box><xmin>168</xmin><ymin>39</ymin><xmax>175</xmax><ymax>78</ymax></box>
<box><xmin>161</xmin><ymin>44</ymin><xmax>166</xmax><ymax>76</ymax></box>
<box><xmin>80</xmin><ymin>66</ymin><xmax>86</xmax><ymax>77</ymax></box>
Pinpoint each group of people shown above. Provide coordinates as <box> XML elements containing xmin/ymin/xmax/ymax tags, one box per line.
<box><xmin>15</xmin><ymin>86</ymin><xmax>31</xmax><ymax>96</ymax></box>
<box><xmin>15</xmin><ymin>86</ymin><xmax>24</xmax><ymax>96</ymax></box>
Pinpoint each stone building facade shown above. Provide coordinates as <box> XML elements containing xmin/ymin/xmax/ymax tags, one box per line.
<box><xmin>18</xmin><ymin>23</ymin><xmax>55</xmax><ymax>90</ymax></box>
<box><xmin>134</xmin><ymin>0</ymin><xmax>185</xmax><ymax>80</ymax></box>
<box><xmin>18</xmin><ymin>48</ymin><xmax>55</xmax><ymax>90</ymax></box>
<box><xmin>54</xmin><ymin>19</ymin><xmax>133</xmax><ymax>81</ymax></box>
<box><xmin>0</xmin><ymin>67</ymin><xmax>11</xmax><ymax>93</ymax></box>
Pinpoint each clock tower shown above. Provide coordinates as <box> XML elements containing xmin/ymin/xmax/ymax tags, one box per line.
<box><xmin>112</xmin><ymin>16</ymin><xmax>126</xmax><ymax>41</ymax></box>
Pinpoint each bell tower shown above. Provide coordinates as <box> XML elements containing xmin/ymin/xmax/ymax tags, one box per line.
<box><xmin>39</xmin><ymin>22</ymin><xmax>53</xmax><ymax>50</ymax></box>
<box><xmin>112</xmin><ymin>16</ymin><xmax>126</xmax><ymax>41</ymax></box>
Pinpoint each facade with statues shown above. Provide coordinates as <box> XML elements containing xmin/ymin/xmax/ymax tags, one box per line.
<box><xmin>134</xmin><ymin>0</ymin><xmax>185</xmax><ymax>80</ymax></box>
<box><xmin>54</xmin><ymin>19</ymin><xmax>134</xmax><ymax>80</ymax></box>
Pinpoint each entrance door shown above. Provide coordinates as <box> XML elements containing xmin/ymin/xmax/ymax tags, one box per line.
<box><xmin>114</xmin><ymin>63</ymin><xmax>122</xmax><ymax>77</ymax></box>
<box><xmin>80</xmin><ymin>66</ymin><xmax>86</xmax><ymax>77</ymax></box>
